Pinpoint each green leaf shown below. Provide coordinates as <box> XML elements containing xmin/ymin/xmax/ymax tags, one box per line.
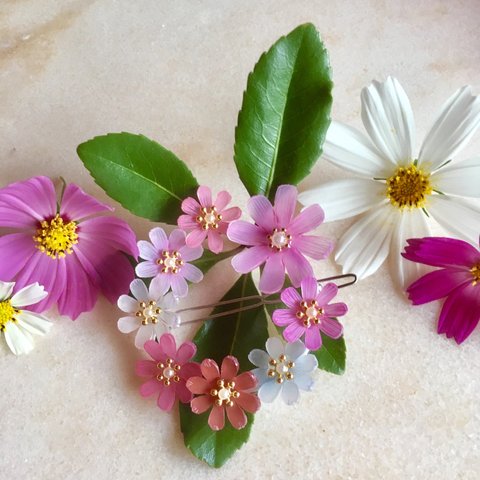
<box><xmin>313</xmin><ymin>334</ymin><xmax>346</xmax><ymax>375</ymax></box>
<box><xmin>77</xmin><ymin>132</ymin><xmax>198</xmax><ymax>224</ymax></box>
<box><xmin>234</xmin><ymin>23</ymin><xmax>333</xmax><ymax>199</ymax></box>
<box><xmin>191</xmin><ymin>247</ymin><xmax>241</xmax><ymax>275</ymax></box>
<box><xmin>180</xmin><ymin>274</ymin><xmax>269</xmax><ymax>467</ymax></box>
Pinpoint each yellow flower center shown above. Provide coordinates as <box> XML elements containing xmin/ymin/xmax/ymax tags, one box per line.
<box><xmin>471</xmin><ymin>265</ymin><xmax>480</xmax><ymax>286</ymax></box>
<box><xmin>0</xmin><ymin>300</ymin><xmax>19</xmax><ymax>332</ymax></box>
<box><xmin>196</xmin><ymin>206</ymin><xmax>222</xmax><ymax>231</ymax></box>
<box><xmin>386</xmin><ymin>163</ymin><xmax>432</xmax><ymax>209</ymax></box>
<box><xmin>34</xmin><ymin>214</ymin><xmax>78</xmax><ymax>259</ymax></box>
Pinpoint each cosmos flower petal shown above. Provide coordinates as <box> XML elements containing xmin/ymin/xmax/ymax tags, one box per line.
<box><xmin>361</xmin><ymin>76</ymin><xmax>415</xmax><ymax>165</ymax></box>
<box><xmin>298</xmin><ymin>179</ymin><xmax>387</xmax><ymax>222</ymax></box>
<box><xmin>15</xmin><ymin>311</ymin><xmax>52</xmax><ymax>335</ymax></box>
<box><xmin>226</xmin><ymin>404</ymin><xmax>247</xmax><ymax>430</ymax></box>
<box><xmin>0</xmin><ymin>233</ymin><xmax>38</xmax><ymax>282</ymax></box>
<box><xmin>289</xmin><ymin>204</ymin><xmax>325</xmax><ymax>235</ymax></box>
<box><xmin>4</xmin><ymin>322</ymin><xmax>34</xmax><ymax>355</ymax></box>
<box><xmin>295</xmin><ymin>235</ymin><xmax>334</xmax><ymax>260</ymax></box>
<box><xmin>60</xmin><ymin>183</ymin><xmax>112</xmax><ymax>220</ymax></box>
<box><xmin>280</xmin><ymin>380</ymin><xmax>300</xmax><ymax>405</ymax></box>
<box><xmin>431</xmin><ymin>156</ymin><xmax>480</xmax><ymax>198</ymax></box>
<box><xmin>0</xmin><ymin>281</ymin><xmax>15</xmax><ymax>302</ymax></box>
<box><xmin>258</xmin><ymin>380</ymin><xmax>282</xmax><ymax>403</ymax></box>
<box><xmin>11</xmin><ymin>282</ymin><xmax>47</xmax><ymax>307</ymax></box>
<box><xmin>248</xmin><ymin>349</ymin><xmax>270</xmax><ymax>368</ymax></box>
<box><xmin>247</xmin><ymin>195</ymin><xmax>275</xmax><ymax>231</ymax></box>
<box><xmin>419</xmin><ymin>86</ymin><xmax>480</xmax><ymax>171</ymax></box>
<box><xmin>259</xmin><ymin>254</ymin><xmax>285</xmax><ymax>294</ymax></box>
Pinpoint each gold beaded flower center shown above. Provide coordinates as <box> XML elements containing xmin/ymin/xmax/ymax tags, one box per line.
<box><xmin>156</xmin><ymin>358</ymin><xmax>181</xmax><ymax>386</ymax></box>
<box><xmin>267</xmin><ymin>228</ymin><xmax>292</xmax><ymax>252</ymax></box>
<box><xmin>156</xmin><ymin>250</ymin><xmax>183</xmax><ymax>274</ymax></box>
<box><xmin>210</xmin><ymin>379</ymin><xmax>239</xmax><ymax>407</ymax></box>
<box><xmin>296</xmin><ymin>300</ymin><xmax>324</xmax><ymax>328</ymax></box>
<box><xmin>267</xmin><ymin>353</ymin><xmax>295</xmax><ymax>384</ymax></box>
<box><xmin>471</xmin><ymin>265</ymin><xmax>480</xmax><ymax>286</ymax></box>
<box><xmin>386</xmin><ymin>163</ymin><xmax>432</xmax><ymax>209</ymax></box>
<box><xmin>34</xmin><ymin>214</ymin><xmax>78</xmax><ymax>259</ymax></box>
<box><xmin>196</xmin><ymin>206</ymin><xmax>222</xmax><ymax>231</ymax></box>
<box><xmin>0</xmin><ymin>300</ymin><xmax>19</xmax><ymax>332</ymax></box>
<box><xmin>135</xmin><ymin>300</ymin><xmax>161</xmax><ymax>325</ymax></box>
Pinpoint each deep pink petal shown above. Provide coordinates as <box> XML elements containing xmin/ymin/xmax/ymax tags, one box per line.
<box><xmin>220</xmin><ymin>356</ymin><xmax>239</xmax><ymax>380</ymax></box>
<box><xmin>220</xmin><ymin>206</ymin><xmax>241</xmax><ymax>222</ymax></box>
<box><xmin>207</xmin><ymin>231</ymin><xmax>224</xmax><ymax>254</ymax></box>
<box><xmin>159</xmin><ymin>333</ymin><xmax>177</xmax><ymax>358</ymax></box>
<box><xmin>274</xmin><ymin>185</ymin><xmax>297</xmax><ymax>226</ymax></box>
<box><xmin>259</xmin><ymin>254</ymin><xmax>285</xmax><ymax>294</ymax></box>
<box><xmin>187</xmin><ymin>376</ymin><xmax>211</xmax><ymax>395</ymax></box>
<box><xmin>231</xmin><ymin>246</ymin><xmax>270</xmax><ymax>273</ymax></box>
<box><xmin>140</xmin><ymin>379</ymin><xmax>161</xmax><ymax>397</ymax></box>
<box><xmin>283</xmin><ymin>322</ymin><xmax>306</xmax><ymax>343</ymax></box>
<box><xmin>235</xmin><ymin>392</ymin><xmax>260</xmax><ymax>413</ymax></box>
<box><xmin>197</xmin><ymin>186</ymin><xmax>213</xmax><ymax>208</ymax></box>
<box><xmin>407</xmin><ymin>268</ymin><xmax>471</xmax><ymax>305</ymax></box>
<box><xmin>135</xmin><ymin>360</ymin><xmax>158</xmax><ymax>377</ymax></box>
<box><xmin>176</xmin><ymin>383</ymin><xmax>193</xmax><ymax>404</ymax></box>
<box><xmin>300</xmin><ymin>277</ymin><xmax>318</xmax><ymax>301</ymax></box>
<box><xmin>208</xmin><ymin>405</ymin><xmax>225</xmax><ymax>431</ymax></box>
<box><xmin>294</xmin><ymin>235</ymin><xmax>334</xmax><ymax>260</ymax></box>
<box><xmin>283</xmin><ymin>249</ymin><xmax>314</xmax><ymax>288</ymax></box>
<box><xmin>0</xmin><ymin>233</ymin><xmax>38</xmax><ymax>281</ymax></box>
<box><xmin>191</xmin><ymin>395</ymin><xmax>213</xmax><ymax>414</ymax></box>
<box><xmin>315</xmin><ymin>282</ymin><xmax>339</xmax><ymax>306</ymax></box>
<box><xmin>181</xmin><ymin>362</ymin><xmax>202</xmax><ymax>381</ymax></box>
<box><xmin>226</xmin><ymin>403</ymin><xmax>247</xmax><ymax>429</ymax></box>
<box><xmin>60</xmin><ymin>183</ymin><xmax>112</xmax><ymax>221</ymax></box>
<box><xmin>247</xmin><ymin>195</ymin><xmax>275</xmax><ymax>231</ymax></box>
<box><xmin>272</xmin><ymin>309</ymin><xmax>297</xmax><ymax>327</ymax></box>
<box><xmin>280</xmin><ymin>287</ymin><xmax>302</xmax><ymax>308</ymax></box>
<box><xmin>233</xmin><ymin>372</ymin><xmax>257</xmax><ymax>391</ymax></box>
<box><xmin>157</xmin><ymin>385</ymin><xmax>176</xmax><ymax>411</ymax></box>
<box><xmin>168</xmin><ymin>229</ymin><xmax>187</xmax><ymax>251</ymax></box>
<box><xmin>323</xmin><ymin>302</ymin><xmax>348</xmax><ymax>317</ymax></box>
<box><xmin>178</xmin><ymin>214</ymin><xmax>198</xmax><ymax>231</ymax></box>
<box><xmin>319</xmin><ymin>317</ymin><xmax>344</xmax><ymax>339</ymax></box>
<box><xmin>289</xmin><ymin>204</ymin><xmax>325</xmax><ymax>235</ymax></box>
<box><xmin>144</xmin><ymin>339</ymin><xmax>165</xmax><ymax>361</ymax></box>
<box><xmin>227</xmin><ymin>221</ymin><xmax>266</xmax><ymax>246</ymax></box>
<box><xmin>201</xmin><ymin>358</ymin><xmax>220</xmax><ymax>381</ymax></box>
<box><xmin>181</xmin><ymin>197</ymin><xmax>201</xmax><ymax>216</ymax></box>
<box><xmin>186</xmin><ymin>228</ymin><xmax>207</xmax><ymax>248</ymax></box>
<box><xmin>0</xmin><ymin>206</ymin><xmax>41</xmax><ymax>228</ymax></box>
<box><xmin>176</xmin><ymin>341</ymin><xmax>196</xmax><ymax>364</ymax></box>
<box><xmin>214</xmin><ymin>190</ymin><xmax>232</xmax><ymax>211</ymax></box>
<box><xmin>305</xmin><ymin>326</ymin><xmax>322</xmax><ymax>350</ymax></box>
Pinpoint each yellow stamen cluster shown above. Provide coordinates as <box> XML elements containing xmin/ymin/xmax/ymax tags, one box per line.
<box><xmin>156</xmin><ymin>358</ymin><xmax>181</xmax><ymax>386</ymax></box>
<box><xmin>0</xmin><ymin>300</ymin><xmax>19</xmax><ymax>332</ymax></box>
<box><xmin>296</xmin><ymin>300</ymin><xmax>324</xmax><ymax>328</ymax></box>
<box><xmin>135</xmin><ymin>300</ymin><xmax>161</xmax><ymax>325</ymax></box>
<box><xmin>196</xmin><ymin>206</ymin><xmax>222</xmax><ymax>231</ymax></box>
<box><xmin>267</xmin><ymin>227</ymin><xmax>292</xmax><ymax>252</ymax></box>
<box><xmin>34</xmin><ymin>214</ymin><xmax>78</xmax><ymax>258</ymax></box>
<box><xmin>210</xmin><ymin>379</ymin><xmax>239</xmax><ymax>407</ymax></box>
<box><xmin>386</xmin><ymin>163</ymin><xmax>432</xmax><ymax>209</ymax></box>
<box><xmin>471</xmin><ymin>265</ymin><xmax>480</xmax><ymax>286</ymax></box>
<box><xmin>267</xmin><ymin>353</ymin><xmax>295</xmax><ymax>384</ymax></box>
<box><xmin>156</xmin><ymin>251</ymin><xmax>183</xmax><ymax>274</ymax></box>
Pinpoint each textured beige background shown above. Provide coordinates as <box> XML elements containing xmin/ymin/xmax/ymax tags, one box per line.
<box><xmin>1</xmin><ymin>1</ymin><xmax>480</xmax><ymax>479</ymax></box>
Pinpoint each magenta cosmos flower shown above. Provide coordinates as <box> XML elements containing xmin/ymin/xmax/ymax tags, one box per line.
<box><xmin>403</xmin><ymin>237</ymin><xmax>480</xmax><ymax>344</ymax></box>
<box><xmin>136</xmin><ymin>334</ymin><xmax>201</xmax><ymax>412</ymax></box>
<box><xmin>186</xmin><ymin>356</ymin><xmax>260</xmax><ymax>431</ymax></box>
<box><xmin>136</xmin><ymin>227</ymin><xmax>203</xmax><ymax>298</ymax></box>
<box><xmin>227</xmin><ymin>185</ymin><xmax>334</xmax><ymax>294</ymax></box>
<box><xmin>272</xmin><ymin>277</ymin><xmax>347</xmax><ymax>350</ymax></box>
<box><xmin>178</xmin><ymin>185</ymin><xmax>241</xmax><ymax>254</ymax></box>
<box><xmin>0</xmin><ymin>176</ymin><xmax>138</xmax><ymax>319</ymax></box>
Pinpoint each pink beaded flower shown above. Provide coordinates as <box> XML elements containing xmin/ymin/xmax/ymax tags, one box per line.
<box><xmin>186</xmin><ymin>356</ymin><xmax>260</xmax><ymax>431</ymax></box>
<box><xmin>227</xmin><ymin>185</ymin><xmax>334</xmax><ymax>294</ymax></box>
<box><xmin>178</xmin><ymin>186</ymin><xmax>241</xmax><ymax>254</ymax></box>
<box><xmin>272</xmin><ymin>277</ymin><xmax>347</xmax><ymax>351</ymax></box>
<box><xmin>135</xmin><ymin>334</ymin><xmax>201</xmax><ymax>412</ymax></box>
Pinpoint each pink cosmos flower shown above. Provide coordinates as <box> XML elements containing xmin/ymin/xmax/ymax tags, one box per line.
<box><xmin>227</xmin><ymin>185</ymin><xmax>334</xmax><ymax>294</ymax></box>
<box><xmin>135</xmin><ymin>227</ymin><xmax>203</xmax><ymax>298</ymax></box>
<box><xmin>178</xmin><ymin>185</ymin><xmax>241</xmax><ymax>254</ymax></box>
<box><xmin>136</xmin><ymin>334</ymin><xmax>201</xmax><ymax>412</ymax></box>
<box><xmin>272</xmin><ymin>277</ymin><xmax>347</xmax><ymax>351</ymax></box>
<box><xmin>0</xmin><ymin>176</ymin><xmax>138</xmax><ymax>319</ymax></box>
<box><xmin>403</xmin><ymin>237</ymin><xmax>480</xmax><ymax>344</ymax></box>
<box><xmin>186</xmin><ymin>356</ymin><xmax>260</xmax><ymax>431</ymax></box>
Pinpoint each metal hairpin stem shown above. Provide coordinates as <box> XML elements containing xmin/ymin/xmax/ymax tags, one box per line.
<box><xmin>177</xmin><ymin>273</ymin><xmax>356</xmax><ymax>326</ymax></box>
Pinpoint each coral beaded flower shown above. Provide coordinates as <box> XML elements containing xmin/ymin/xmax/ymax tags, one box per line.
<box><xmin>272</xmin><ymin>277</ymin><xmax>347</xmax><ymax>350</ymax></box>
<box><xmin>187</xmin><ymin>356</ymin><xmax>260</xmax><ymax>431</ymax></box>
<box><xmin>136</xmin><ymin>334</ymin><xmax>201</xmax><ymax>412</ymax></box>
<box><xmin>403</xmin><ymin>237</ymin><xmax>480</xmax><ymax>344</ymax></box>
<box><xmin>0</xmin><ymin>176</ymin><xmax>138</xmax><ymax>319</ymax></box>
<box><xmin>178</xmin><ymin>185</ymin><xmax>241</xmax><ymax>253</ymax></box>
<box><xmin>227</xmin><ymin>184</ymin><xmax>334</xmax><ymax>294</ymax></box>
<box><xmin>299</xmin><ymin>77</ymin><xmax>480</xmax><ymax>288</ymax></box>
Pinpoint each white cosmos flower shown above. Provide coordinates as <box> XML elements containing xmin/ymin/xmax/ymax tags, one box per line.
<box><xmin>0</xmin><ymin>281</ymin><xmax>51</xmax><ymax>355</ymax></box>
<box><xmin>299</xmin><ymin>77</ymin><xmax>480</xmax><ymax>288</ymax></box>
<box><xmin>117</xmin><ymin>279</ymin><xmax>180</xmax><ymax>349</ymax></box>
<box><xmin>248</xmin><ymin>337</ymin><xmax>318</xmax><ymax>405</ymax></box>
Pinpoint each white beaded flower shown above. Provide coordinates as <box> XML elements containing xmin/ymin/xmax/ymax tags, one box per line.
<box><xmin>117</xmin><ymin>279</ymin><xmax>180</xmax><ymax>349</ymax></box>
<box><xmin>0</xmin><ymin>281</ymin><xmax>52</xmax><ymax>355</ymax></box>
<box><xmin>248</xmin><ymin>337</ymin><xmax>318</xmax><ymax>405</ymax></box>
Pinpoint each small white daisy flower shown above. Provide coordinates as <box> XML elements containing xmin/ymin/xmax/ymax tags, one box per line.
<box><xmin>0</xmin><ymin>281</ymin><xmax>52</xmax><ymax>355</ymax></box>
<box><xmin>248</xmin><ymin>337</ymin><xmax>318</xmax><ymax>405</ymax></box>
<box><xmin>117</xmin><ymin>279</ymin><xmax>180</xmax><ymax>349</ymax></box>
<box><xmin>299</xmin><ymin>77</ymin><xmax>480</xmax><ymax>288</ymax></box>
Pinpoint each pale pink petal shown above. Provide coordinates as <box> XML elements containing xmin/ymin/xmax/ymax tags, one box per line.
<box><xmin>176</xmin><ymin>383</ymin><xmax>194</xmax><ymax>404</ymax></box>
<box><xmin>227</xmin><ymin>221</ymin><xmax>266</xmax><ymax>246</ymax></box>
<box><xmin>60</xmin><ymin>183</ymin><xmax>112</xmax><ymax>220</ymax></box>
<box><xmin>214</xmin><ymin>190</ymin><xmax>232</xmax><ymax>211</ymax></box>
<box><xmin>207</xmin><ymin>231</ymin><xmax>224</xmax><ymax>254</ymax></box>
<box><xmin>187</xmin><ymin>377</ymin><xmax>211</xmax><ymax>395</ymax></box>
<box><xmin>176</xmin><ymin>342</ymin><xmax>197</xmax><ymax>364</ymax></box>
<box><xmin>272</xmin><ymin>309</ymin><xmax>297</xmax><ymax>327</ymax></box>
<box><xmin>283</xmin><ymin>249</ymin><xmax>314</xmax><ymax>287</ymax></box>
<box><xmin>323</xmin><ymin>303</ymin><xmax>348</xmax><ymax>317</ymax></box>
<box><xmin>231</xmin><ymin>246</ymin><xmax>271</xmax><ymax>273</ymax></box>
<box><xmin>235</xmin><ymin>392</ymin><xmax>260</xmax><ymax>413</ymax></box>
<box><xmin>209</xmin><ymin>405</ymin><xmax>225</xmax><ymax>430</ymax></box>
<box><xmin>150</xmin><ymin>274</ymin><xmax>171</xmax><ymax>297</ymax></box>
<box><xmin>283</xmin><ymin>322</ymin><xmax>306</xmax><ymax>343</ymax></box>
<box><xmin>182</xmin><ymin>197</ymin><xmax>201</xmax><ymax>216</ymax></box>
<box><xmin>148</xmin><ymin>227</ymin><xmax>169</xmax><ymax>250</ymax></box>
<box><xmin>219</xmin><ymin>206</ymin><xmax>241</xmax><ymax>222</ymax></box>
<box><xmin>170</xmin><ymin>275</ymin><xmax>188</xmax><ymax>297</ymax></box>
<box><xmin>0</xmin><ymin>233</ymin><xmax>38</xmax><ymax>281</ymax></box>
<box><xmin>135</xmin><ymin>360</ymin><xmax>157</xmax><ymax>377</ymax></box>
<box><xmin>157</xmin><ymin>385</ymin><xmax>176</xmax><ymax>411</ymax></box>
<box><xmin>226</xmin><ymin>403</ymin><xmax>247</xmax><ymax>429</ymax></box>
<box><xmin>233</xmin><ymin>372</ymin><xmax>257</xmax><ymax>391</ymax></box>
<box><xmin>178</xmin><ymin>214</ymin><xmax>198</xmax><ymax>231</ymax></box>
<box><xmin>305</xmin><ymin>326</ymin><xmax>322</xmax><ymax>350</ymax></box>
<box><xmin>274</xmin><ymin>185</ymin><xmax>297</xmax><ymax>226</ymax></box>
<box><xmin>220</xmin><ymin>356</ymin><xmax>239</xmax><ymax>380</ymax></box>
<box><xmin>289</xmin><ymin>204</ymin><xmax>325</xmax><ymax>235</ymax></box>
<box><xmin>315</xmin><ymin>282</ymin><xmax>339</xmax><ymax>306</ymax></box>
<box><xmin>168</xmin><ymin>229</ymin><xmax>186</xmax><ymax>251</ymax></box>
<box><xmin>191</xmin><ymin>395</ymin><xmax>213</xmax><ymax>414</ymax></box>
<box><xmin>280</xmin><ymin>287</ymin><xmax>302</xmax><ymax>308</ymax></box>
<box><xmin>178</xmin><ymin>245</ymin><xmax>203</xmax><ymax>261</ymax></box>
<box><xmin>186</xmin><ymin>228</ymin><xmax>207</xmax><ymax>248</ymax></box>
<box><xmin>201</xmin><ymin>358</ymin><xmax>220</xmax><ymax>381</ymax></box>
<box><xmin>137</xmin><ymin>240</ymin><xmax>158</xmax><ymax>261</ymax></box>
<box><xmin>300</xmin><ymin>277</ymin><xmax>318</xmax><ymax>300</ymax></box>
<box><xmin>140</xmin><ymin>379</ymin><xmax>161</xmax><ymax>397</ymax></box>
<box><xmin>118</xmin><ymin>316</ymin><xmax>139</xmax><ymax>333</ymax></box>
<box><xmin>197</xmin><ymin>186</ymin><xmax>213</xmax><ymax>208</ymax></box>
<box><xmin>294</xmin><ymin>235</ymin><xmax>334</xmax><ymax>260</ymax></box>
<box><xmin>320</xmin><ymin>317</ymin><xmax>343</xmax><ymax>339</ymax></box>
<box><xmin>136</xmin><ymin>261</ymin><xmax>160</xmax><ymax>278</ymax></box>
<box><xmin>247</xmin><ymin>195</ymin><xmax>275</xmax><ymax>231</ymax></box>
<box><xmin>180</xmin><ymin>264</ymin><xmax>203</xmax><ymax>284</ymax></box>
<box><xmin>259</xmin><ymin>254</ymin><xmax>285</xmax><ymax>294</ymax></box>
<box><xmin>144</xmin><ymin>339</ymin><xmax>164</xmax><ymax>361</ymax></box>
<box><xmin>159</xmin><ymin>333</ymin><xmax>177</xmax><ymax>358</ymax></box>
